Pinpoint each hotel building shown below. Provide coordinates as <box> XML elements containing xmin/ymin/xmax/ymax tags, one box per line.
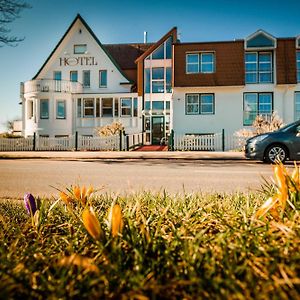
<box><xmin>21</xmin><ymin>14</ymin><xmax>300</xmax><ymax>144</ymax></box>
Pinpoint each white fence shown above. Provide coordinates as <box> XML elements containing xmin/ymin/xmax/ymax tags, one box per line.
<box><xmin>36</xmin><ymin>136</ymin><xmax>74</xmax><ymax>151</ymax></box>
<box><xmin>78</xmin><ymin>135</ymin><xmax>120</xmax><ymax>151</ymax></box>
<box><xmin>126</xmin><ymin>132</ymin><xmax>146</xmax><ymax>150</ymax></box>
<box><xmin>173</xmin><ymin>133</ymin><xmax>247</xmax><ymax>151</ymax></box>
<box><xmin>0</xmin><ymin>134</ymin><xmax>124</xmax><ymax>152</ymax></box>
<box><xmin>0</xmin><ymin>137</ymin><xmax>33</xmax><ymax>151</ymax></box>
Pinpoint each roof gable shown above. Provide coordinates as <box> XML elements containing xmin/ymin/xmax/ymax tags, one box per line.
<box><xmin>245</xmin><ymin>30</ymin><xmax>276</xmax><ymax>50</ymax></box>
<box><xmin>33</xmin><ymin>14</ymin><xmax>132</xmax><ymax>83</ymax></box>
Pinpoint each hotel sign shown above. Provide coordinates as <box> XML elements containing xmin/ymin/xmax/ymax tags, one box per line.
<box><xmin>59</xmin><ymin>56</ymin><xmax>98</xmax><ymax>66</ymax></box>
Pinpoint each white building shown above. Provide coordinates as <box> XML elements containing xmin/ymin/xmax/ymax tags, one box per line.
<box><xmin>21</xmin><ymin>15</ymin><xmax>300</xmax><ymax>143</ymax></box>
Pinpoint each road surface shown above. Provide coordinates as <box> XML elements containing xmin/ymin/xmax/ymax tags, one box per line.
<box><xmin>0</xmin><ymin>158</ymin><xmax>280</xmax><ymax>199</ymax></box>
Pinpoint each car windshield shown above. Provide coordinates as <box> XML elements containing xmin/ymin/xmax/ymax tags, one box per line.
<box><xmin>278</xmin><ymin>120</ymin><xmax>300</xmax><ymax>133</ymax></box>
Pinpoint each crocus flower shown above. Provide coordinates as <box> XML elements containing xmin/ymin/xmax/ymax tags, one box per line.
<box><xmin>108</xmin><ymin>204</ymin><xmax>124</xmax><ymax>237</ymax></box>
<box><xmin>82</xmin><ymin>207</ymin><xmax>102</xmax><ymax>240</ymax></box>
<box><xmin>24</xmin><ymin>193</ymin><xmax>37</xmax><ymax>215</ymax></box>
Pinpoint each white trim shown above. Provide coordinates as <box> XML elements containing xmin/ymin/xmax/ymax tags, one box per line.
<box><xmin>245</xmin><ymin>29</ymin><xmax>277</xmax><ymax>50</ymax></box>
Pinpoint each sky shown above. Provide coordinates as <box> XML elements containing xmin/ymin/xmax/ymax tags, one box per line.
<box><xmin>1</xmin><ymin>0</ymin><xmax>300</xmax><ymax>132</ymax></box>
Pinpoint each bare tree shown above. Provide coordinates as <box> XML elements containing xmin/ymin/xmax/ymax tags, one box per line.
<box><xmin>0</xmin><ymin>0</ymin><xmax>31</xmax><ymax>47</ymax></box>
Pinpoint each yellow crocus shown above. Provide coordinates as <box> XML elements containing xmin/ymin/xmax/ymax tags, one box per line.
<box><xmin>274</xmin><ymin>164</ymin><xmax>288</xmax><ymax>210</ymax></box>
<box><xmin>59</xmin><ymin>191</ymin><xmax>72</xmax><ymax>205</ymax></box>
<box><xmin>82</xmin><ymin>207</ymin><xmax>102</xmax><ymax>240</ymax></box>
<box><xmin>109</xmin><ymin>204</ymin><xmax>124</xmax><ymax>237</ymax></box>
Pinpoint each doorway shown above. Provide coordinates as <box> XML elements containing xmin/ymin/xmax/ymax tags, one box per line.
<box><xmin>151</xmin><ymin>116</ymin><xmax>165</xmax><ymax>145</ymax></box>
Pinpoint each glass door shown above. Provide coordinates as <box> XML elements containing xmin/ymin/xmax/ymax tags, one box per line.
<box><xmin>151</xmin><ymin>116</ymin><xmax>165</xmax><ymax>145</ymax></box>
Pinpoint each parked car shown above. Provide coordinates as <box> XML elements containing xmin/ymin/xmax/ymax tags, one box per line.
<box><xmin>245</xmin><ymin>120</ymin><xmax>300</xmax><ymax>163</ymax></box>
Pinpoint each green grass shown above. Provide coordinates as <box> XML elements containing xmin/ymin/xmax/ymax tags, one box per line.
<box><xmin>0</xmin><ymin>192</ymin><xmax>300</xmax><ymax>299</ymax></box>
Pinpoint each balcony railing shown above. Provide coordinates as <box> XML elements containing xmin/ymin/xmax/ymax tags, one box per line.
<box><xmin>22</xmin><ymin>79</ymin><xmax>83</xmax><ymax>95</ymax></box>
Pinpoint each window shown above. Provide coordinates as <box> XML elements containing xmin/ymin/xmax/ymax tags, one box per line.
<box><xmin>152</xmin><ymin>44</ymin><xmax>164</xmax><ymax>59</ymax></box>
<box><xmin>102</xmin><ymin>98</ymin><xmax>113</xmax><ymax>117</ymax></box>
<box><xmin>54</xmin><ymin>71</ymin><xmax>62</xmax><ymax>92</ymax></box>
<box><xmin>245</xmin><ymin>52</ymin><xmax>273</xmax><ymax>84</ymax></box>
<box><xmin>96</xmin><ymin>98</ymin><xmax>100</xmax><ymax>117</ymax></box>
<box><xmin>297</xmin><ymin>51</ymin><xmax>300</xmax><ymax>83</ymax></box>
<box><xmin>166</xmin><ymin>67</ymin><xmax>172</xmax><ymax>93</ymax></box>
<box><xmin>152</xmin><ymin>101</ymin><xmax>164</xmax><ymax>115</ymax></box>
<box><xmin>186</xmin><ymin>53</ymin><xmax>214</xmax><ymax>74</ymax></box>
<box><xmin>121</xmin><ymin>98</ymin><xmax>132</xmax><ymax>116</ymax></box>
<box><xmin>165</xmin><ymin>37</ymin><xmax>172</xmax><ymax>59</ymax></box>
<box><xmin>70</xmin><ymin>71</ymin><xmax>78</xmax><ymax>82</ymax></box>
<box><xmin>77</xmin><ymin>98</ymin><xmax>82</xmax><ymax>117</ymax></box>
<box><xmin>145</xmin><ymin>101</ymin><xmax>151</xmax><ymax>113</ymax></box>
<box><xmin>114</xmin><ymin>98</ymin><xmax>119</xmax><ymax>117</ymax></box>
<box><xmin>152</xmin><ymin>67</ymin><xmax>164</xmax><ymax>93</ymax></box>
<box><xmin>83</xmin><ymin>70</ymin><xmax>90</xmax><ymax>88</ymax></box>
<box><xmin>295</xmin><ymin>92</ymin><xmax>300</xmax><ymax>120</ymax></box>
<box><xmin>56</xmin><ymin>100</ymin><xmax>66</xmax><ymax>119</ymax></box>
<box><xmin>54</xmin><ymin>71</ymin><xmax>61</xmax><ymax>81</ymax></box>
<box><xmin>144</xmin><ymin>68</ymin><xmax>150</xmax><ymax>93</ymax></box>
<box><xmin>133</xmin><ymin>98</ymin><xmax>138</xmax><ymax>117</ymax></box>
<box><xmin>99</xmin><ymin>70</ymin><xmax>107</xmax><ymax>87</ymax></box>
<box><xmin>83</xmin><ymin>98</ymin><xmax>94</xmax><ymax>117</ymax></box>
<box><xmin>74</xmin><ymin>44</ymin><xmax>87</xmax><ymax>54</ymax></box>
<box><xmin>186</xmin><ymin>94</ymin><xmax>214</xmax><ymax>115</ymax></box>
<box><xmin>40</xmin><ymin>99</ymin><xmax>49</xmax><ymax>119</ymax></box>
<box><xmin>243</xmin><ymin>93</ymin><xmax>273</xmax><ymax>126</ymax></box>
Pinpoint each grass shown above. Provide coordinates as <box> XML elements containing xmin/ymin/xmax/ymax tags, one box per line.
<box><xmin>0</xmin><ymin>190</ymin><xmax>300</xmax><ymax>299</ymax></box>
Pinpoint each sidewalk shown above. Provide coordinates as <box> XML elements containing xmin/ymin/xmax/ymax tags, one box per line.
<box><xmin>0</xmin><ymin>151</ymin><xmax>246</xmax><ymax>160</ymax></box>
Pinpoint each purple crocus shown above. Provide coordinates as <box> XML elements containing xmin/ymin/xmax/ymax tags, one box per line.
<box><xmin>24</xmin><ymin>193</ymin><xmax>37</xmax><ymax>215</ymax></box>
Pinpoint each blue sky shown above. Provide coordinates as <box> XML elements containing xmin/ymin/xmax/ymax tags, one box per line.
<box><xmin>1</xmin><ymin>0</ymin><xmax>300</xmax><ymax>132</ymax></box>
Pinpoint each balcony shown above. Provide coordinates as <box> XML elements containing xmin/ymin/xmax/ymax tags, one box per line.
<box><xmin>22</xmin><ymin>79</ymin><xmax>83</xmax><ymax>96</ymax></box>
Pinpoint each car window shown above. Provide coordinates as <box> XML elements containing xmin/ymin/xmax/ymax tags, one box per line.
<box><xmin>280</xmin><ymin>121</ymin><xmax>300</xmax><ymax>133</ymax></box>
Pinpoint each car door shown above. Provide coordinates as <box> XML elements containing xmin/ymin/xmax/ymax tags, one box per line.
<box><xmin>289</xmin><ymin>124</ymin><xmax>300</xmax><ymax>160</ymax></box>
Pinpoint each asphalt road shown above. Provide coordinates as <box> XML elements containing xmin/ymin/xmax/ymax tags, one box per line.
<box><xmin>0</xmin><ymin>158</ymin><xmax>282</xmax><ymax>199</ymax></box>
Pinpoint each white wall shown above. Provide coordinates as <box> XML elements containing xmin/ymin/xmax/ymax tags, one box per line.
<box><xmin>173</xmin><ymin>84</ymin><xmax>300</xmax><ymax>135</ymax></box>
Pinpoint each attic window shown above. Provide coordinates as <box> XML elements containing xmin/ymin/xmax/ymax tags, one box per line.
<box><xmin>74</xmin><ymin>44</ymin><xmax>87</xmax><ymax>54</ymax></box>
<box><xmin>245</xmin><ymin>31</ymin><xmax>276</xmax><ymax>49</ymax></box>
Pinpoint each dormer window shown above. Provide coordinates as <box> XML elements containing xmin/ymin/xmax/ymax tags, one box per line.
<box><xmin>244</xmin><ymin>30</ymin><xmax>275</xmax><ymax>84</ymax></box>
<box><xmin>74</xmin><ymin>44</ymin><xmax>87</xmax><ymax>54</ymax></box>
<box><xmin>245</xmin><ymin>30</ymin><xmax>276</xmax><ymax>50</ymax></box>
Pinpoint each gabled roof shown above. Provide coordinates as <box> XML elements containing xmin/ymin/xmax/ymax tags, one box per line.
<box><xmin>33</xmin><ymin>14</ymin><xmax>133</xmax><ymax>83</ymax></box>
<box><xmin>104</xmin><ymin>43</ymin><xmax>153</xmax><ymax>69</ymax></box>
<box><xmin>135</xmin><ymin>27</ymin><xmax>177</xmax><ymax>63</ymax></box>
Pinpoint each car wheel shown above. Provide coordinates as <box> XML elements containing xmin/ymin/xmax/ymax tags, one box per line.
<box><xmin>265</xmin><ymin>144</ymin><xmax>288</xmax><ymax>163</ymax></box>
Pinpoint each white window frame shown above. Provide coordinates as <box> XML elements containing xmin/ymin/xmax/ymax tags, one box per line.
<box><xmin>83</xmin><ymin>70</ymin><xmax>90</xmax><ymax>88</ymax></box>
<box><xmin>99</xmin><ymin>70</ymin><xmax>107</xmax><ymax>88</ymax></box>
<box><xmin>120</xmin><ymin>98</ymin><xmax>132</xmax><ymax>117</ymax></box>
<box><xmin>151</xmin><ymin>67</ymin><xmax>165</xmax><ymax>93</ymax></box>
<box><xmin>186</xmin><ymin>53</ymin><xmax>199</xmax><ymax>74</ymax></box>
<box><xmin>186</xmin><ymin>52</ymin><xmax>215</xmax><ymax>74</ymax></box>
<box><xmin>245</xmin><ymin>51</ymin><xmax>273</xmax><ymax>84</ymax></box>
<box><xmin>40</xmin><ymin>99</ymin><xmax>49</xmax><ymax>119</ymax></box>
<box><xmin>186</xmin><ymin>94</ymin><xmax>199</xmax><ymax>115</ymax></box>
<box><xmin>243</xmin><ymin>92</ymin><xmax>273</xmax><ymax>126</ymax></box>
<box><xmin>185</xmin><ymin>93</ymin><xmax>215</xmax><ymax>115</ymax></box>
<box><xmin>70</xmin><ymin>71</ymin><xmax>78</xmax><ymax>82</ymax></box>
<box><xmin>56</xmin><ymin>100</ymin><xmax>66</xmax><ymax>119</ymax></box>
<box><xmin>74</xmin><ymin>44</ymin><xmax>87</xmax><ymax>54</ymax></box>
<box><xmin>83</xmin><ymin>98</ymin><xmax>94</xmax><ymax>118</ymax></box>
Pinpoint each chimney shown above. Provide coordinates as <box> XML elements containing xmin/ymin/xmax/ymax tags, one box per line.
<box><xmin>144</xmin><ymin>31</ymin><xmax>148</xmax><ymax>44</ymax></box>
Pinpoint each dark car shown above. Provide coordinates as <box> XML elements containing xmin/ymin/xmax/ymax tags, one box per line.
<box><xmin>245</xmin><ymin>120</ymin><xmax>300</xmax><ymax>163</ymax></box>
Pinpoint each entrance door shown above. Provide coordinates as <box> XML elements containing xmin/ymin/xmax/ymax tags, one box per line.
<box><xmin>152</xmin><ymin>116</ymin><xmax>164</xmax><ymax>145</ymax></box>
